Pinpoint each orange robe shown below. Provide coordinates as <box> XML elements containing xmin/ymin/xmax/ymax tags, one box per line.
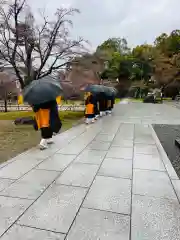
<box><xmin>85</xmin><ymin>103</ymin><xmax>94</xmax><ymax>115</ymax></box>
<box><xmin>35</xmin><ymin>109</ymin><xmax>50</xmax><ymax>129</ymax></box>
<box><xmin>107</xmin><ymin>100</ymin><xmax>111</xmax><ymax>108</ymax></box>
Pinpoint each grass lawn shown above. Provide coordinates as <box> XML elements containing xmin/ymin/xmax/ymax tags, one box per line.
<box><xmin>0</xmin><ymin>111</ymin><xmax>84</xmax><ymax>164</ymax></box>
<box><xmin>130</xmin><ymin>98</ymin><xmax>143</xmax><ymax>102</ymax></box>
<box><xmin>115</xmin><ymin>98</ymin><xmax>120</xmax><ymax>103</ymax></box>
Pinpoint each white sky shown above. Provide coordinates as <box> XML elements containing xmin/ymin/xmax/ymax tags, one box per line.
<box><xmin>30</xmin><ymin>0</ymin><xmax>180</xmax><ymax>50</ymax></box>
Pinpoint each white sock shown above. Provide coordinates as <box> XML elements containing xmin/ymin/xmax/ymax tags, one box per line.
<box><xmin>85</xmin><ymin>118</ymin><xmax>89</xmax><ymax>124</ymax></box>
<box><xmin>47</xmin><ymin>138</ymin><xmax>54</xmax><ymax>144</ymax></box>
<box><xmin>39</xmin><ymin>139</ymin><xmax>48</xmax><ymax>150</ymax></box>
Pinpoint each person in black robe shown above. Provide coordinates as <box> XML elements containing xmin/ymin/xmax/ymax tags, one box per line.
<box><xmin>33</xmin><ymin>100</ymin><xmax>62</xmax><ymax>150</ymax></box>
<box><xmin>50</xmin><ymin>101</ymin><xmax>62</xmax><ymax>134</ymax></box>
<box><xmin>91</xmin><ymin>94</ymin><xmax>99</xmax><ymax>119</ymax></box>
<box><xmin>111</xmin><ymin>96</ymin><xmax>115</xmax><ymax>111</ymax></box>
<box><xmin>106</xmin><ymin>95</ymin><xmax>113</xmax><ymax>114</ymax></box>
<box><xmin>98</xmin><ymin>92</ymin><xmax>106</xmax><ymax>117</ymax></box>
<box><xmin>84</xmin><ymin>94</ymin><xmax>95</xmax><ymax>124</ymax></box>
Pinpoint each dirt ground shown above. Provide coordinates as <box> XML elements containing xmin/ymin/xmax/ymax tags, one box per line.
<box><xmin>0</xmin><ymin>112</ymin><xmax>84</xmax><ymax>164</ymax></box>
<box><xmin>0</xmin><ymin>121</ymin><xmax>40</xmax><ymax>163</ymax></box>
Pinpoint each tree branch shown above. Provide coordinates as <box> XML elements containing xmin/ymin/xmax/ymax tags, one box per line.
<box><xmin>36</xmin><ymin>8</ymin><xmax>80</xmax><ymax>76</ymax></box>
<box><xmin>0</xmin><ymin>1</ymin><xmax>85</xmax><ymax>88</ymax></box>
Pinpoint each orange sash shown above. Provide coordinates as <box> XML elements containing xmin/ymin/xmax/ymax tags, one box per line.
<box><xmin>35</xmin><ymin>109</ymin><xmax>50</xmax><ymax>129</ymax></box>
<box><xmin>56</xmin><ymin>96</ymin><xmax>61</xmax><ymax>104</ymax></box>
<box><xmin>107</xmin><ymin>100</ymin><xmax>111</xmax><ymax>108</ymax></box>
<box><xmin>97</xmin><ymin>102</ymin><xmax>100</xmax><ymax>110</ymax></box>
<box><xmin>85</xmin><ymin>103</ymin><xmax>94</xmax><ymax>115</ymax></box>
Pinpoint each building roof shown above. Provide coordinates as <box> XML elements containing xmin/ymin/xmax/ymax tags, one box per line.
<box><xmin>0</xmin><ymin>72</ymin><xmax>19</xmax><ymax>97</ymax></box>
<box><xmin>60</xmin><ymin>68</ymin><xmax>101</xmax><ymax>98</ymax></box>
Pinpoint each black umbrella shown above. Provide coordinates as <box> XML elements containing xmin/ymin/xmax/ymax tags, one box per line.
<box><xmin>103</xmin><ymin>86</ymin><xmax>113</xmax><ymax>96</ymax></box>
<box><xmin>108</xmin><ymin>87</ymin><xmax>118</xmax><ymax>96</ymax></box>
<box><xmin>23</xmin><ymin>76</ymin><xmax>63</xmax><ymax>105</ymax></box>
<box><xmin>84</xmin><ymin>84</ymin><xmax>106</xmax><ymax>94</ymax></box>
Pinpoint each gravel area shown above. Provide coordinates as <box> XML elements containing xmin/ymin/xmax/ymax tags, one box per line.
<box><xmin>153</xmin><ymin>124</ymin><xmax>180</xmax><ymax>178</ymax></box>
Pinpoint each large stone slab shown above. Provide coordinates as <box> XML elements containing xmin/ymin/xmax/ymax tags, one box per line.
<box><xmin>133</xmin><ymin>169</ymin><xmax>177</xmax><ymax>199</ymax></box>
<box><xmin>67</xmin><ymin>208</ymin><xmax>130</xmax><ymax>240</ymax></box>
<box><xmin>134</xmin><ymin>124</ymin><xmax>151</xmax><ymax>136</ymax></box>
<box><xmin>0</xmin><ymin>196</ymin><xmax>32</xmax><ymax>236</ymax></box>
<box><xmin>36</xmin><ymin>154</ymin><xmax>76</xmax><ymax>171</ymax></box>
<box><xmin>56</xmin><ymin>163</ymin><xmax>99</xmax><ymax>187</ymax></box>
<box><xmin>134</xmin><ymin>135</ymin><xmax>155</xmax><ymax>144</ymax></box>
<box><xmin>0</xmin><ymin>160</ymin><xmax>13</xmax><ymax>170</ymax></box>
<box><xmin>87</xmin><ymin>141</ymin><xmax>111</xmax><ymax>151</ymax></box>
<box><xmin>0</xmin><ymin>182</ymin><xmax>46</xmax><ymax>200</ymax></box>
<box><xmin>57</xmin><ymin>129</ymin><xmax>100</xmax><ymax>155</ymax></box>
<box><xmin>94</xmin><ymin>134</ymin><xmax>115</xmax><ymax>142</ymax></box>
<box><xmin>1</xmin><ymin>170</ymin><xmax>60</xmax><ymax>200</ymax></box>
<box><xmin>57</xmin><ymin>143</ymin><xmax>86</xmax><ymax>155</ymax></box>
<box><xmin>111</xmin><ymin>139</ymin><xmax>133</xmax><ymax>148</ymax></box>
<box><xmin>0</xmin><ymin>178</ymin><xmax>14</xmax><ymax>192</ymax></box>
<box><xmin>133</xmin><ymin>154</ymin><xmax>165</xmax><ymax>171</ymax></box>
<box><xmin>54</xmin><ymin>124</ymin><xmax>86</xmax><ymax>142</ymax></box>
<box><xmin>1</xmin><ymin>225</ymin><xmax>65</xmax><ymax>240</ymax></box>
<box><xmin>18</xmin><ymin>184</ymin><xmax>87</xmax><ymax>233</ymax></box>
<box><xmin>114</xmin><ymin>133</ymin><xmax>134</xmax><ymax>141</ymax></box>
<box><xmin>0</xmin><ymin>157</ymin><xmax>44</xmax><ymax>179</ymax></box>
<box><xmin>99</xmin><ymin>124</ymin><xmax>120</xmax><ymax>135</ymax></box>
<box><xmin>98</xmin><ymin>158</ymin><xmax>132</xmax><ymax>179</ymax></box>
<box><xmin>107</xmin><ymin>147</ymin><xmax>133</xmax><ymax>159</ymax></box>
<box><xmin>74</xmin><ymin>149</ymin><xmax>107</xmax><ymax>165</ymax></box>
<box><xmin>58</xmin><ymin>142</ymin><xmax>87</xmax><ymax>155</ymax></box>
<box><xmin>22</xmin><ymin>147</ymin><xmax>60</xmax><ymax>160</ymax></box>
<box><xmin>83</xmin><ymin>176</ymin><xmax>131</xmax><ymax>215</ymax></box>
<box><xmin>134</xmin><ymin>144</ymin><xmax>159</xmax><ymax>155</ymax></box>
<box><xmin>17</xmin><ymin>169</ymin><xmax>59</xmax><ymax>185</ymax></box>
<box><xmin>131</xmin><ymin>195</ymin><xmax>180</xmax><ymax>240</ymax></box>
<box><xmin>115</xmin><ymin>126</ymin><xmax>134</xmax><ymax>140</ymax></box>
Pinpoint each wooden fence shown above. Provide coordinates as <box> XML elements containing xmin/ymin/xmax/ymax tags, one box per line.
<box><xmin>0</xmin><ymin>104</ymin><xmax>85</xmax><ymax>112</ymax></box>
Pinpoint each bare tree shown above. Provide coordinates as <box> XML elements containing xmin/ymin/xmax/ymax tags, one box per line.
<box><xmin>0</xmin><ymin>0</ymin><xmax>85</xmax><ymax>89</ymax></box>
<box><xmin>0</xmin><ymin>72</ymin><xmax>18</xmax><ymax>112</ymax></box>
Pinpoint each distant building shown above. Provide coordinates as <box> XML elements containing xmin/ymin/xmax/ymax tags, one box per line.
<box><xmin>59</xmin><ymin>54</ymin><xmax>104</xmax><ymax>99</ymax></box>
<box><xmin>0</xmin><ymin>61</ymin><xmax>26</xmax><ymax>99</ymax></box>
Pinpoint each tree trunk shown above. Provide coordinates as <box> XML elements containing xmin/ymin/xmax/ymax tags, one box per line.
<box><xmin>4</xmin><ymin>97</ymin><xmax>7</xmax><ymax>112</ymax></box>
<box><xmin>24</xmin><ymin>75</ymin><xmax>33</xmax><ymax>86</ymax></box>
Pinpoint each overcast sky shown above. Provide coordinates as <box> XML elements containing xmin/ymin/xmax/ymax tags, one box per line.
<box><xmin>31</xmin><ymin>0</ymin><xmax>180</xmax><ymax>50</ymax></box>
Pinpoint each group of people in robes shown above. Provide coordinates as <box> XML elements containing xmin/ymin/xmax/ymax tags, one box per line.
<box><xmin>31</xmin><ymin>92</ymin><xmax>115</xmax><ymax>150</ymax></box>
<box><xmin>84</xmin><ymin>92</ymin><xmax>115</xmax><ymax>124</ymax></box>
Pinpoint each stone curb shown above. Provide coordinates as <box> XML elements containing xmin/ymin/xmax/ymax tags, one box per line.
<box><xmin>149</xmin><ymin>124</ymin><xmax>179</xmax><ymax>180</ymax></box>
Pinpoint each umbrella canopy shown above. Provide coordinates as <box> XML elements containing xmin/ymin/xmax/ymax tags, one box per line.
<box><xmin>23</xmin><ymin>77</ymin><xmax>63</xmax><ymax>105</ymax></box>
<box><xmin>109</xmin><ymin>87</ymin><xmax>118</xmax><ymax>96</ymax></box>
<box><xmin>103</xmin><ymin>86</ymin><xmax>113</xmax><ymax>96</ymax></box>
<box><xmin>102</xmin><ymin>86</ymin><xmax>117</xmax><ymax>96</ymax></box>
<box><xmin>84</xmin><ymin>84</ymin><xmax>106</xmax><ymax>94</ymax></box>
<box><xmin>83</xmin><ymin>84</ymin><xmax>117</xmax><ymax>96</ymax></box>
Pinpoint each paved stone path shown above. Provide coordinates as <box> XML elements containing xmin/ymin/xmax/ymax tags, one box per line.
<box><xmin>0</xmin><ymin>102</ymin><xmax>180</xmax><ymax>239</ymax></box>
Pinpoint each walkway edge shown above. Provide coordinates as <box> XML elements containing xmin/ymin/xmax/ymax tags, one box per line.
<box><xmin>149</xmin><ymin>124</ymin><xmax>179</xmax><ymax>180</ymax></box>
<box><xmin>0</xmin><ymin>124</ymin><xmax>87</xmax><ymax>170</ymax></box>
